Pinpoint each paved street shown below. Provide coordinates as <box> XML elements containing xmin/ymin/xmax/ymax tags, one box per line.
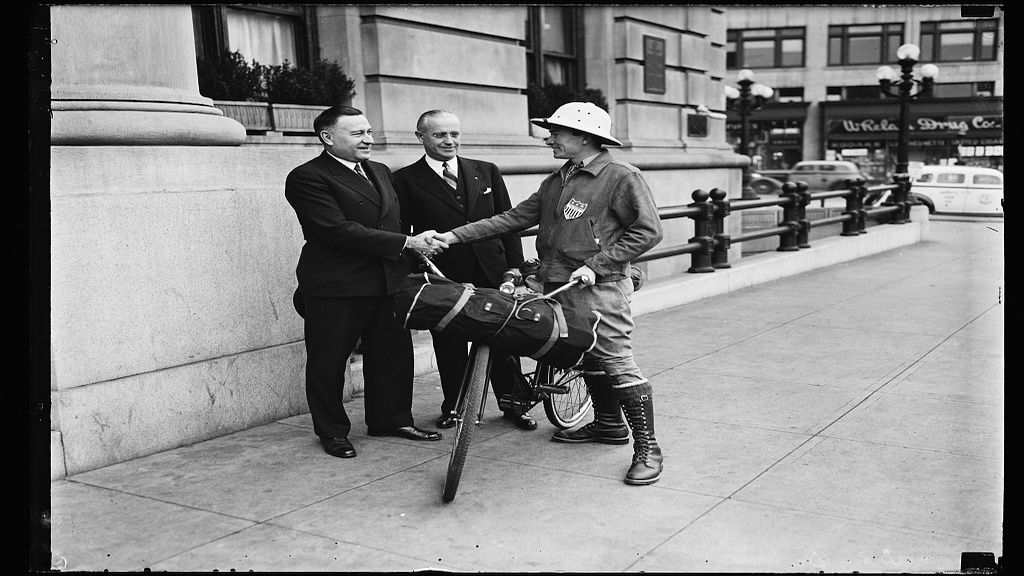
<box><xmin>47</xmin><ymin>218</ymin><xmax>1004</xmax><ymax>573</ymax></box>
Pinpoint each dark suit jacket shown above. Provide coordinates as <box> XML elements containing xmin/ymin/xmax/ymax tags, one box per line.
<box><xmin>285</xmin><ymin>151</ymin><xmax>410</xmax><ymax>299</ymax></box>
<box><xmin>394</xmin><ymin>156</ymin><xmax>524</xmax><ymax>286</ymax></box>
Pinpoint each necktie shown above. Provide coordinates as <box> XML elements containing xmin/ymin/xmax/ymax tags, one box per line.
<box><xmin>442</xmin><ymin>162</ymin><xmax>458</xmax><ymax>190</ymax></box>
<box><xmin>354</xmin><ymin>163</ymin><xmax>370</xmax><ymax>181</ymax></box>
<box><xmin>562</xmin><ymin>162</ymin><xmax>582</xmax><ymax>186</ymax></box>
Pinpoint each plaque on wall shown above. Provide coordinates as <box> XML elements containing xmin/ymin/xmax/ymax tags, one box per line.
<box><xmin>687</xmin><ymin>114</ymin><xmax>708</xmax><ymax>137</ymax></box>
<box><xmin>643</xmin><ymin>35</ymin><xmax>666</xmax><ymax>95</ymax></box>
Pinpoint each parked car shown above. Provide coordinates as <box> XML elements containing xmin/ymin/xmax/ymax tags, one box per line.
<box><xmin>749</xmin><ymin>161</ymin><xmax>871</xmax><ymax>195</ymax></box>
<box><xmin>910</xmin><ymin>165</ymin><xmax>1002</xmax><ymax>215</ymax></box>
<box><xmin>867</xmin><ymin>165</ymin><xmax>1003</xmax><ymax>215</ymax></box>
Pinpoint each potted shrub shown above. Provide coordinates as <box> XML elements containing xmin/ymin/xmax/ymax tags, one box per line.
<box><xmin>197</xmin><ymin>52</ymin><xmax>356</xmax><ymax>134</ymax></box>
<box><xmin>197</xmin><ymin>51</ymin><xmax>271</xmax><ymax>131</ymax></box>
<box><xmin>265</xmin><ymin>59</ymin><xmax>356</xmax><ymax>133</ymax></box>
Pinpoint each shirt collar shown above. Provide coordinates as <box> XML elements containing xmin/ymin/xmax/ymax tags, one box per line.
<box><xmin>562</xmin><ymin>152</ymin><xmax>602</xmax><ymax>176</ymax></box>
<box><xmin>578</xmin><ymin>152</ymin><xmax>601</xmax><ymax>168</ymax></box>
<box><xmin>424</xmin><ymin>155</ymin><xmax>458</xmax><ymax>177</ymax></box>
<box><xmin>326</xmin><ymin>150</ymin><xmax>362</xmax><ymax>173</ymax></box>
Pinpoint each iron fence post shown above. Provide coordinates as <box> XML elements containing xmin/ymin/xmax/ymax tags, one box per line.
<box><xmin>796</xmin><ymin>181</ymin><xmax>811</xmax><ymax>248</ymax></box>
<box><xmin>687</xmin><ymin>189</ymin><xmax>715</xmax><ymax>273</ymax></box>
<box><xmin>777</xmin><ymin>181</ymin><xmax>800</xmax><ymax>252</ymax></box>
<box><xmin>852</xmin><ymin>177</ymin><xmax>868</xmax><ymax>234</ymax></box>
<box><xmin>841</xmin><ymin>178</ymin><xmax>861</xmax><ymax>237</ymax></box>
<box><xmin>710</xmin><ymin>188</ymin><xmax>731</xmax><ymax>269</ymax></box>
<box><xmin>893</xmin><ymin>174</ymin><xmax>912</xmax><ymax>224</ymax></box>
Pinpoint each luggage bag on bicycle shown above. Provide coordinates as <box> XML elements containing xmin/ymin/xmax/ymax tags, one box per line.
<box><xmin>394</xmin><ymin>272</ymin><xmax>601</xmax><ymax>369</ymax></box>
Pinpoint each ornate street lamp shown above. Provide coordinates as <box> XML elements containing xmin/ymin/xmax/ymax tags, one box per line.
<box><xmin>726</xmin><ymin>68</ymin><xmax>774</xmax><ymax>199</ymax></box>
<box><xmin>877</xmin><ymin>43</ymin><xmax>938</xmax><ymax>221</ymax></box>
<box><xmin>877</xmin><ymin>43</ymin><xmax>939</xmax><ymax>176</ymax></box>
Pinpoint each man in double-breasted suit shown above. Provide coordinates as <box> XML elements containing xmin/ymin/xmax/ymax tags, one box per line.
<box><xmin>285</xmin><ymin>105</ymin><xmax>446</xmax><ymax>459</ymax></box>
<box><xmin>394</xmin><ymin>110</ymin><xmax>535</xmax><ymax>431</ymax></box>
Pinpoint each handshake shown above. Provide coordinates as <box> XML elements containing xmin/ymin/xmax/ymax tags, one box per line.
<box><xmin>406</xmin><ymin>230</ymin><xmax>460</xmax><ymax>259</ymax></box>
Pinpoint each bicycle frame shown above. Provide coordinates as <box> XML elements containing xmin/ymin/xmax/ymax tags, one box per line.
<box><xmin>411</xmin><ymin>252</ymin><xmax>592</xmax><ymax>502</ymax></box>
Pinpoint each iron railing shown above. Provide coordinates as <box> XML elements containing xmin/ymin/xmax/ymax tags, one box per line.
<box><xmin>520</xmin><ymin>177</ymin><xmax>911</xmax><ymax>273</ymax></box>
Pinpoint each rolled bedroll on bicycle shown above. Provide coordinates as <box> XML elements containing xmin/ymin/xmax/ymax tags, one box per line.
<box><xmin>393</xmin><ymin>258</ymin><xmax>602</xmax><ymax>502</ymax></box>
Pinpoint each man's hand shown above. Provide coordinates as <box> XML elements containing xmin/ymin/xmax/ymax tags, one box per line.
<box><xmin>570</xmin><ymin>264</ymin><xmax>596</xmax><ymax>287</ymax></box>
<box><xmin>432</xmin><ymin>231</ymin><xmax>459</xmax><ymax>246</ymax></box>
<box><xmin>407</xmin><ymin>230</ymin><xmax>449</xmax><ymax>257</ymax></box>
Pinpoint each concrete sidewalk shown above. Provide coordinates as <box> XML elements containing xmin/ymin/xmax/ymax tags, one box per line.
<box><xmin>47</xmin><ymin>218</ymin><xmax>1004</xmax><ymax>573</ymax></box>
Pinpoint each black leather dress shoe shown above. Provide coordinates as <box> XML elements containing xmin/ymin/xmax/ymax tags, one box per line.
<box><xmin>435</xmin><ymin>411</ymin><xmax>458</xmax><ymax>429</ymax></box>
<box><xmin>503</xmin><ymin>411</ymin><xmax>538</xmax><ymax>430</ymax></box>
<box><xmin>320</xmin><ymin>437</ymin><xmax>356</xmax><ymax>458</ymax></box>
<box><xmin>367</xmin><ymin>425</ymin><xmax>442</xmax><ymax>441</ymax></box>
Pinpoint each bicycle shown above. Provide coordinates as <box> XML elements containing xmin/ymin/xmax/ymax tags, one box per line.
<box><xmin>424</xmin><ymin>266</ymin><xmax>592</xmax><ymax>503</ymax></box>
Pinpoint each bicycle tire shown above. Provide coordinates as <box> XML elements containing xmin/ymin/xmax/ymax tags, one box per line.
<box><xmin>541</xmin><ymin>364</ymin><xmax>593</xmax><ymax>429</ymax></box>
<box><xmin>442</xmin><ymin>343</ymin><xmax>491</xmax><ymax>503</ymax></box>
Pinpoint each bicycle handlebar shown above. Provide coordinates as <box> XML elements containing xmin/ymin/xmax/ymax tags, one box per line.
<box><xmin>411</xmin><ymin>249</ymin><xmax>446</xmax><ymax>277</ymax></box>
<box><xmin>415</xmin><ymin>254</ymin><xmax>582</xmax><ymax>299</ymax></box>
<box><xmin>540</xmin><ymin>277</ymin><xmax>582</xmax><ymax>299</ymax></box>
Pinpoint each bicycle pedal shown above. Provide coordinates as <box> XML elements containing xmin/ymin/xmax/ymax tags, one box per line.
<box><xmin>536</xmin><ymin>384</ymin><xmax>569</xmax><ymax>394</ymax></box>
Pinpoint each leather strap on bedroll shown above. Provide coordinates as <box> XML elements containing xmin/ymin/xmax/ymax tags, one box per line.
<box><xmin>394</xmin><ymin>272</ymin><xmax>600</xmax><ymax>369</ymax></box>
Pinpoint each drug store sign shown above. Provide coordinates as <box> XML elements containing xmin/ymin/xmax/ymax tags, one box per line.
<box><xmin>828</xmin><ymin>115</ymin><xmax>1001</xmax><ymax>136</ymax></box>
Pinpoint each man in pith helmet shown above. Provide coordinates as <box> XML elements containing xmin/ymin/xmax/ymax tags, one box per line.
<box><xmin>434</xmin><ymin>102</ymin><xmax>665</xmax><ymax>485</ymax></box>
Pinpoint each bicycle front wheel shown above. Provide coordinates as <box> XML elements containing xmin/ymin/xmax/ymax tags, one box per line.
<box><xmin>442</xmin><ymin>343</ymin><xmax>491</xmax><ymax>503</ymax></box>
<box><xmin>541</xmin><ymin>364</ymin><xmax>592</xmax><ymax>429</ymax></box>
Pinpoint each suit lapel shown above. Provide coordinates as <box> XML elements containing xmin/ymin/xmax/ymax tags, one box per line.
<box><xmin>363</xmin><ymin>162</ymin><xmax>390</xmax><ymax>214</ymax></box>
<box><xmin>413</xmin><ymin>157</ymin><xmax>464</xmax><ymax>212</ymax></box>
<box><xmin>320</xmin><ymin>153</ymin><xmax>381</xmax><ymax>207</ymax></box>
<box><xmin>459</xmin><ymin>158</ymin><xmax>484</xmax><ymax>215</ymax></box>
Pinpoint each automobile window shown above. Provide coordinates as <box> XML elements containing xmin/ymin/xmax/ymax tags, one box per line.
<box><xmin>820</xmin><ymin>165</ymin><xmax>836</xmax><ymax>171</ymax></box>
<box><xmin>973</xmin><ymin>174</ymin><xmax>1001</xmax><ymax>185</ymax></box>
<box><xmin>917</xmin><ymin>173</ymin><xmax>933</xmax><ymax>182</ymax></box>
<box><xmin>795</xmin><ymin>165</ymin><xmax>813</xmax><ymax>172</ymax></box>
<box><xmin>936</xmin><ymin>173</ymin><xmax>966</xmax><ymax>184</ymax></box>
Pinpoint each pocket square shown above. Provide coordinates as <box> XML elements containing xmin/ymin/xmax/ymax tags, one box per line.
<box><xmin>482</xmin><ymin>187</ymin><xmax>492</xmax><ymax>194</ymax></box>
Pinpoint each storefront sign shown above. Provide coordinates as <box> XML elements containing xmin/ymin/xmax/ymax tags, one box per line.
<box><xmin>828</xmin><ymin>115</ymin><xmax>1002</xmax><ymax>136</ymax></box>
<box><xmin>827</xmin><ymin>139</ymin><xmax>995</xmax><ymax>150</ymax></box>
<box><xmin>827</xmin><ymin>139</ymin><xmax>884</xmax><ymax>149</ymax></box>
<box><xmin>643</xmin><ymin>36</ymin><xmax>666</xmax><ymax>95</ymax></box>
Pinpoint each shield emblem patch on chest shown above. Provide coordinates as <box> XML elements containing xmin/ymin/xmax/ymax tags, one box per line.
<box><xmin>563</xmin><ymin>198</ymin><xmax>588</xmax><ymax>220</ymax></box>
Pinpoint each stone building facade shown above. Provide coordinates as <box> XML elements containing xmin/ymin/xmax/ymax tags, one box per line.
<box><xmin>45</xmin><ymin>5</ymin><xmax>743</xmax><ymax>477</ymax></box>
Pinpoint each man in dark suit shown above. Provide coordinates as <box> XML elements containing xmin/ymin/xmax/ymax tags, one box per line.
<box><xmin>394</xmin><ymin>110</ymin><xmax>535</xmax><ymax>431</ymax></box>
<box><xmin>285</xmin><ymin>105</ymin><xmax>446</xmax><ymax>459</ymax></box>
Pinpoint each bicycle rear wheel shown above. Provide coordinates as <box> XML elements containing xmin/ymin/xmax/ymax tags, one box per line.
<box><xmin>442</xmin><ymin>343</ymin><xmax>491</xmax><ymax>503</ymax></box>
<box><xmin>540</xmin><ymin>364</ymin><xmax>592</xmax><ymax>429</ymax></box>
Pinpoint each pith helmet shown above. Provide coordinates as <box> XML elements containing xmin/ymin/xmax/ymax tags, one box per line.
<box><xmin>530</xmin><ymin>101</ymin><xmax>622</xmax><ymax>147</ymax></box>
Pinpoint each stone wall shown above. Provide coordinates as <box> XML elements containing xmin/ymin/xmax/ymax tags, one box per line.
<box><xmin>46</xmin><ymin>4</ymin><xmax>745</xmax><ymax>477</ymax></box>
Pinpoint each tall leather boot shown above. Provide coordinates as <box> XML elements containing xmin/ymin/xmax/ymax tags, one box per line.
<box><xmin>621</xmin><ymin>395</ymin><xmax>663</xmax><ymax>485</ymax></box>
<box><xmin>551</xmin><ymin>371</ymin><xmax>629</xmax><ymax>445</ymax></box>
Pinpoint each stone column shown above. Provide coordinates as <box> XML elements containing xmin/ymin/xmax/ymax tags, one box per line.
<box><xmin>50</xmin><ymin>5</ymin><xmax>245</xmax><ymax>146</ymax></box>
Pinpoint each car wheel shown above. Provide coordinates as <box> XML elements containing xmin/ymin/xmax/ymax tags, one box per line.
<box><xmin>752</xmin><ymin>181</ymin><xmax>775</xmax><ymax>195</ymax></box>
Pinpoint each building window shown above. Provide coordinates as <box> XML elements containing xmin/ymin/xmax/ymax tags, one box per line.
<box><xmin>525</xmin><ymin>6</ymin><xmax>584</xmax><ymax>88</ymax></box>
<box><xmin>775</xmin><ymin>87</ymin><xmax>804</xmax><ymax>103</ymax></box>
<box><xmin>727</xmin><ymin>27</ymin><xmax>804</xmax><ymax>69</ymax></box>
<box><xmin>192</xmin><ymin>5</ymin><xmax>313</xmax><ymax>67</ymax></box>
<box><xmin>826</xmin><ymin>85</ymin><xmax>884</xmax><ymax>101</ymax></box>
<box><xmin>828</xmin><ymin>23</ymin><xmax>903</xmax><ymax>66</ymax></box>
<box><xmin>920</xmin><ymin>19</ymin><xmax>998</xmax><ymax>62</ymax></box>
<box><xmin>932</xmin><ymin>82</ymin><xmax>996</xmax><ymax>98</ymax></box>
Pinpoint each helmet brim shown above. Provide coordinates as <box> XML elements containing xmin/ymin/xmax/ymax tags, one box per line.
<box><xmin>530</xmin><ymin>117</ymin><xmax>623</xmax><ymax>147</ymax></box>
